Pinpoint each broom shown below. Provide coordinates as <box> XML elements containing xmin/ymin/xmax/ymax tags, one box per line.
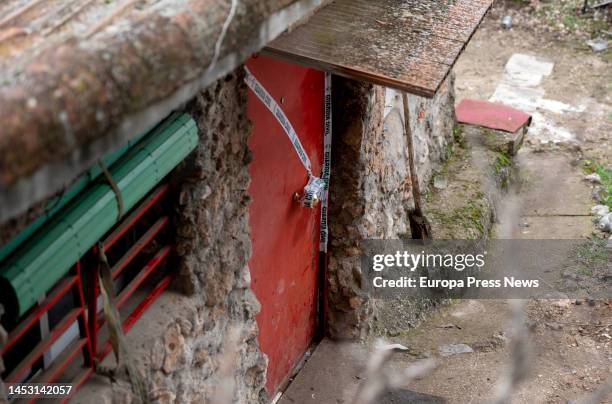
<box><xmin>402</xmin><ymin>93</ymin><xmax>431</xmax><ymax>240</ymax></box>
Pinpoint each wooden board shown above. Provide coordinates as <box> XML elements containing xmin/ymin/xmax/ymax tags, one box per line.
<box><xmin>265</xmin><ymin>0</ymin><xmax>493</xmax><ymax>97</ymax></box>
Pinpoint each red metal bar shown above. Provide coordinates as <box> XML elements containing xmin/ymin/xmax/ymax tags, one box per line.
<box><xmin>102</xmin><ymin>184</ymin><xmax>169</xmax><ymax>252</ymax></box>
<box><xmin>99</xmin><ymin>275</ymin><xmax>172</xmax><ymax>359</ymax></box>
<box><xmin>109</xmin><ymin>216</ymin><xmax>169</xmax><ymax>280</ymax></box>
<box><xmin>96</xmin><ymin>246</ymin><xmax>171</xmax><ymax>331</ymax></box>
<box><xmin>3</xmin><ymin>276</ymin><xmax>78</xmax><ymax>355</ymax></box>
<box><xmin>73</xmin><ymin>262</ymin><xmax>93</xmax><ymax>367</ymax></box>
<box><xmin>86</xmin><ymin>262</ymin><xmax>99</xmax><ymax>367</ymax></box>
<box><xmin>7</xmin><ymin>308</ymin><xmax>83</xmax><ymax>383</ymax></box>
<box><xmin>123</xmin><ymin>275</ymin><xmax>172</xmax><ymax>334</ymax></box>
<box><xmin>116</xmin><ymin>246</ymin><xmax>171</xmax><ymax>309</ymax></box>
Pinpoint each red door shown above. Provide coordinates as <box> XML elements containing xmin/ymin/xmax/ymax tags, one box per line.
<box><xmin>246</xmin><ymin>55</ymin><xmax>324</xmax><ymax>395</ymax></box>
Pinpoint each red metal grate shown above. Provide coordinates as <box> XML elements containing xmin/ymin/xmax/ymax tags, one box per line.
<box><xmin>2</xmin><ymin>262</ymin><xmax>93</xmax><ymax>403</ymax></box>
<box><xmin>2</xmin><ymin>184</ymin><xmax>174</xmax><ymax>402</ymax></box>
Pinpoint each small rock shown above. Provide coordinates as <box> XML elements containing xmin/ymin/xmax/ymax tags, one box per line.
<box><xmin>562</xmin><ymin>271</ymin><xmax>579</xmax><ymax>281</ymax></box>
<box><xmin>349</xmin><ymin>296</ymin><xmax>363</xmax><ymax>309</ymax></box>
<box><xmin>575</xmin><ymin>299</ymin><xmax>582</xmax><ymax>305</ymax></box>
<box><xmin>501</xmin><ymin>15</ymin><xmax>513</xmax><ymax>29</ymax></box>
<box><xmin>588</xmin><ymin>299</ymin><xmax>596</xmax><ymax>307</ymax></box>
<box><xmin>433</xmin><ymin>176</ymin><xmax>448</xmax><ymax>190</ymax></box>
<box><xmin>150</xmin><ymin>338</ymin><xmax>165</xmax><ymax>371</ymax></box>
<box><xmin>591</xmin><ymin>205</ymin><xmax>610</xmax><ymax>217</ymax></box>
<box><xmin>193</xmin><ymin>347</ymin><xmax>210</xmax><ymax>367</ymax></box>
<box><xmin>598</xmin><ymin>213</ymin><xmax>612</xmax><ymax>233</ymax></box>
<box><xmin>545</xmin><ymin>322</ymin><xmax>563</xmax><ymax>331</ymax></box>
<box><xmin>586</xmin><ymin>38</ymin><xmax>608</xmax><ymax>52</ymax></box>
<box><xmin>439</xmin><ymin>343</ymin><xmax>473</xmax><ymax>356</ymax></box>
<box><xmin>554</xmin><ymin>299</ymin><xmax>573</xmax><ymax>308</ymax></box>
<box><xmin>494</xmin><ymin>332</ymin><xmax>508</xmax><ymax>343</ymax></box>
<box><xmin>563</xmin><ymin>279</ymin><xmax>579</xmax><ymax>290</ymax></box>
<box><xmin>176</xmin><ymin>317</ymin><xmax>193</xmax><ymax>337</ymax></box>
<box><xmin>162</xmin><ymin>323</ymin><xmax>185</xmax><ymax>374</ymax></box>
<box><xmin>584</xmin><ymin>173</ymin><xmax>602</xmax><ymax>184</ymax></box>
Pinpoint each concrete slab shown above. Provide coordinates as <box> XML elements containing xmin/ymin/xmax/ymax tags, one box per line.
<box><xmin>278</xmin><ymin>339</ymin><xmax>364</xmax><ymax>404</ymax></box>
<box><xmin>516</xmin><ymin>151</ymin><xmax>593</xmax><ymax>217</ymax></box>
<box><xmin>278</xmin><ymin>339</ymin><xmax>446</xmax><ymax>404</ymax></box>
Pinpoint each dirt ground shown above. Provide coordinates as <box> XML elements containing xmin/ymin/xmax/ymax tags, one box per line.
<box><xmin>402</xmin><ymin>2</ymin><xmax>612</xmax><ymax>401</ymax></box>
<box><xmin>280</xmin><ymin>2</ymin><xmax>611</xmax><ymax>404</ymax></box>
<box><xmin>398</xmin><ymin>5</ymin><xmax>612</xmax><ymax>402</ymax></box>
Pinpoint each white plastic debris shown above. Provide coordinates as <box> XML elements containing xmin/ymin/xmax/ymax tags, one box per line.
<box><xmin>586</xmin><ymin>38</ymin><xmax>609</xmax><ymax>52</ymax></box>
<box><xmin>501</xmin><ymin>15</ymin><xmax>513</xmax><ymax>29</ymax></box>
<box><xmin>376</xmin><ymin>342</ymin><xmax>409</xmax><ymax>352</ymax></box>
<box><xmin>584</xmin><ymin>173</ymin><xmax>602</xmax><ymax>184</ymax></box>
<box><xmin>438</xmin><ymin>344</ymin><xmax>473</xmax><ymax>357</ymax></box>
<box><xmin>503</xmin><ymin>54</ymin><xmax>554</xmax><ymax>88</ymax></box>
<box><xmin>599</xmin><ymin>213</ymin><xmax>612</xmax><ymax>233</ymax></box>
<box><xmin>591</xmin><ymin>205</ymin><xmax>610</xmax><ymax>217</ymax></box>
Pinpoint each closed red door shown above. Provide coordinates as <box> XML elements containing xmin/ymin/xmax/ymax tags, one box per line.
<box><xmin>246</xmin><ymin>55</ymin><xmax>324</xmax><ymax>395</ymax></box>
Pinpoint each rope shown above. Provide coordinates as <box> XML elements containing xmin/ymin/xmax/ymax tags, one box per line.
<box><xmin>98</xmin><ymin>160</ymin><xmax>125</xmax><ymax>220</ymax></box>
<box><xmin>96</xmin><ymin>243</ymin><xmax>149</xmax><ymax>402</ymax></box>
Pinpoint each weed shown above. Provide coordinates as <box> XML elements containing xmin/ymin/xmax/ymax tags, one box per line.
<box><xmin>493</xmin><ymin>152</ymin><xmax>513</xmax><ymax>189</ymax></box>
<box><xmin>453</xmin><ymin>125</ymin><xmax>463</xmax><ymax>141</ymax></box>
<box><xmin>462</xmin><ymin>202</ymin><xmax>485</xmax><ymax>235</ymax></box>
<box><xmin>494</xmin><ymin>152</ymin><xmax>512</xmax><ymax>173</ymax></box>
<box><xmin>453</xmin><ymin>125</ymin><xmax>465</xmax><ymax>147</ymax></box>
<box><xmin>595</xmin><ymin>165</ymin><xmax>612</xmax><ymax>209</ymax></box>
<box><xmin>582</xmin><ymin>160</ymin><xmax>611</xmax><ymax>209</ymax></box>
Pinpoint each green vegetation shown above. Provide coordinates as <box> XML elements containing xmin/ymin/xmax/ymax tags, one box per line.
<box><xmin>428</xmin><ymin>197</ymin><xmax>488</xmax><ymax>239</ymax></box>
<box><xmin>462</xmin><ymin>200</ymin><xmax>486</xmax><ymax>235</ymax></box>
<box><xmin>493</xmin><ymin>151</ymin><xmax>513</xmax><ymax>189</ymax></box>
<box><xmin>595</xmin><ymin>165</ymin><xmax>612</xmax><ymax>209</ymax></box>
<box><xmin>453</xmin><ymin>125</ymin><xmax>466</xmax><ymax>149</ymax></box>
<box><xmin>581</xmin><ymin>159</ymin><xmax>611</xmax><ymax>209</ymax></box>
<box><xmin>453</xmin><ymin>125</ymin><xmax>464</xmax><ymax>143</ymax></box>
<box><xmin>493</xmin><ymin>152</ymin><xmax>512</xmax><ymax>174</ymax></box>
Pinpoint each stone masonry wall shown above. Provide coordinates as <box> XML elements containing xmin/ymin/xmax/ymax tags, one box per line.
<box><xmin>326</xmin><ymin>74</ymin><xmax>455</xmax><ymax>340</ymax></box>
<box><xmin>153</xmin><ymin>69</ymin><xmax>267</xmax><ymax>403</ymax></box>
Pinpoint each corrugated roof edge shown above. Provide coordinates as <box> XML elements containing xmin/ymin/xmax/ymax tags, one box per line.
<box><xmin>0</xmin><ymin>0</ymin><xmax>331</xmax><ymax>223</ymax></box>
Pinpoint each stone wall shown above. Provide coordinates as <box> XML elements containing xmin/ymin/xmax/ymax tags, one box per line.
<box><xmin>326</xmin><ymin>74</ymin><xmax>456</xmax><ymax>340</ymax></box>
<box><xmin>151</xmin><ymin>70</ymin><xmax>267</xmax><ymax>403</ymax></box>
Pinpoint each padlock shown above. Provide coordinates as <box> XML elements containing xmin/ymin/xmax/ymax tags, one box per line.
<box><xmin>293</xmin><ymin>176</ymin><xmax>325</xmax><ymax>208</ymax></box>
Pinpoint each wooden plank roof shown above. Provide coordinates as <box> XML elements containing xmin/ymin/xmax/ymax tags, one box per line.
<box><xmin>264</xmin><ymin>0</ymin><xmax>493</xmax><ymax>97</ymax></box>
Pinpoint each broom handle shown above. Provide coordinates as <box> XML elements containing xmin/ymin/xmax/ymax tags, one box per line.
<box><xmin>402</xmin><ymin>93</ymin><xmax>424</xmax><ymax>214</ymax></box>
